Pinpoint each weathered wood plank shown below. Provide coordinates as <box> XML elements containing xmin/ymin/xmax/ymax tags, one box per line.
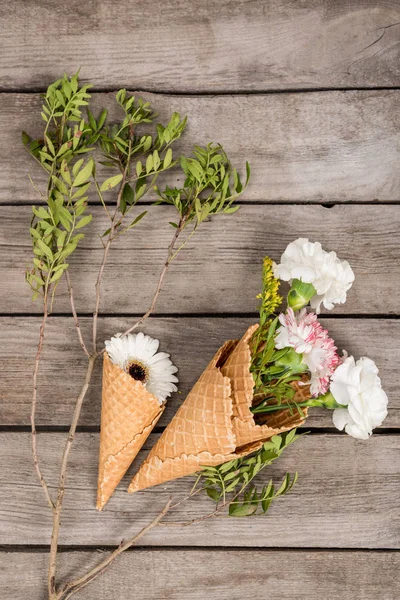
<box><xmin>1</xmin><ymin>1</ymin><xmax>400</xmax><ymax>92</ymax></box>
<box><xmin>1</xmin><ymin>432</ymin><xmax>399</xmax><ymax>547</ymax></box>
<box><xmin>2</xmin><ymin>549</ymin><xmax>399</xmax><ymax>600</ymax></box>
<box><xmin>1</xmin><ymin>317</ymin><xmax>397</xmax><ymax>428</ymax></box>
<box><xmin>3</xmin><ymin>90</ymin><xmax>400</xmax><ymax>203</ymax></box>
<box><xmin>2</xmin><ymin>204</ymin><xmax>399</xmax><ymax>314</ymax></box>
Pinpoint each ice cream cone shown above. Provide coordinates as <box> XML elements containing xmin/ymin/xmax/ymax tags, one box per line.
<box><xmin>97</xmin><ymin>353</ymin><xmax>164</xmax><ymax>510</ymax></box>
<box><xmin>129</xmin><ymin>326</ymin><xmax>308</xmax><ymax>493</ymax></box>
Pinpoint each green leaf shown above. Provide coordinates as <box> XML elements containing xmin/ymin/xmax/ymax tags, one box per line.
<box><xmin>32</xmin><ymin>206</ymin><xmax>50</xmax><ymax>220</ymax></box>
<box><xmin>37</xmin><ymin>239</ymin><xmax>53</xmax><ymax>260</ymax></box>
<box><xmin>228</xmin><ymin>503</ymin><xmax>258</xmax><ymax>517</ymax></box>
<box><xmin>52</xmin><ymin>176</ymin><xmax>68</xmax><ymax>196</ymax></box>
<box><xmin>49</xmin><ymin>268</ymin><xmax>66</xmax><ymax>283</ymax></box>
<box><xmin>126</xmin><ymin>211</ymin><xmax>147</xmax><ymax>230</ymax></box>
<box><xmin>100</xmin><ymin>174</ymin><xmax>123</xmax><ymax>191</ymax></box>
<box><xmin>122</xmin><ymin>183</ymin><xmax>135</xmax><ymax>206</ymax></box>
<box><xmin>73</xmin><ymin>159</ymin><xmax>94</xmax><ymax>187</ymax></box>
<box><xmin>206</xmin><ymin>488</ymin><xmax>221</xmax><ymax>502</ymax></box>
<box><xmin>163</xmin><ymin>148</ymin><xmax>173</xmax><ymax>169</ymax></box>
<box><xmin>224</xmin><ymin>205</ymin><xmax>240</xmax><ymax>214</ymax></box>
<box><xmin>60</xmin><ymin>160</ymin><xmax>72</xmax><ymax>185</ymax></box>
<box><xmin>135</xmin><ymin>179</ymin><xmax>147</xmax><ymax>201</ymax></box>
<box><xmin>245</xmin><ymin>161</ymin><xmax>251</xmax><ymax>185</ymax></box>
<box><xmin>76</xmin><ymin>214</ymin><xmax>93</xmax><ymax>229</ymax></box>
<box><xmin>97</xmin><ymin>108</ymin><xmax>108</xmax><ymax>130</ymax></box>
<box><xmin>22</xmin><ymin>131</ymin><xmax>31</xmax><ymax>146</ymax></box>
<box><xmin>72</xmin><ymin>183</ymin><xmax>90</xmax><ymax>199</ymax></box>
<box><xmin>146</xmin><ymin>154</ymin><xmax>153</xmax><ymax>174</ymax></box>
<box><xmin>72</xmin><ymin>159</ymin><xmax>84</xmax><ymax>178</ymax></box>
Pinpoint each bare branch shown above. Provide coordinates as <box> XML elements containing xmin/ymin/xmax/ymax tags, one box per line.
<box><xmin>56</xmin><ymin>498</ymin><xmax>172</xmax><ymax>600</ymax></box>
<box><xmin>92</xmin><ymin>149</ymin><xmax>131</xmax><ymax>353</ymax></box>
<box><xmin>121</xmin><ymin>217</ymin><xmax>186</xmax><ymax>337</ymax></box>
<box><xmin>31</xmin><ymin>294</ymin><xmax>55</xmax><ymax>512</ymax></box>
<box><xmin>65</xmin><ymin>271</ymin><xmax>90</xmax><ymax>358</ymax></box>
<box><xmin>48</xmin><ymin>355</ymin><xmax>97</xmax><ymax>598</ymax></box>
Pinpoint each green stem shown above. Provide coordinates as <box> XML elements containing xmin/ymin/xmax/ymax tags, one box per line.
<box><xmin>251</xmin><ymin>400</ymin><xmax>321</xmax><ymax>415</ymax></box>
<box><xmin>251</xmin><ymin>391</ymin><xmax>340</xmax><ymax>415</ymax></box>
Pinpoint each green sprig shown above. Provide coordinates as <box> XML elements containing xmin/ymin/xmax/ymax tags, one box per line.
<box><xmin>23</xmin><ymin>72</ymin><xmax>101</xmax><ymax>304</ymax></box>
<box><xmin>195</xmin><ymin>429</ymin><xmax>303</xmax><ymax>517</ymax></box>
<box><xmin>156</xmin><ymin>143</ymin><xmax>250</xmax><ymax>230</ymax></box>
<box><xmin>97</xmin><ymin>90</ymin><xmax>187</xmax><ymax>223</ymax></box>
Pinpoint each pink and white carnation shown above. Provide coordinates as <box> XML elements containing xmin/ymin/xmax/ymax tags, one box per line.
<box><xmin>275</xmin><ymin>308</ymin><xmax>340</xmax><ymax>396</ymax></box>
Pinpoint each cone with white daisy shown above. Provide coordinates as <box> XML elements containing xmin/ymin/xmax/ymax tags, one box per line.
<box><xmin>97</xmin><ymin>332</ymin><xmax>178</xmax><ymax>510</ymax></box>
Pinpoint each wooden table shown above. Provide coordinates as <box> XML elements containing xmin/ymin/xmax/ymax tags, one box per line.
<box><xmin>1</xmin><ymin>1</ymin><xmax>400</xmax><ymax>598</ymax></box>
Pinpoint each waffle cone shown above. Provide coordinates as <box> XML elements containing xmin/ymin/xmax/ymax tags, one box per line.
<box><xmin>222</xmin><ymin>324</ymin><xmax>310</xmax><ymax>447</ymax></box>
<box><xmin>97</xmin><ymin>353</ymin><xmax>164</xmax><ymax>510</ymax></box>
<box><xmin>129</xmin><ymin>326</ymin><xmax>309</xmax><ymax>493</ymax></box>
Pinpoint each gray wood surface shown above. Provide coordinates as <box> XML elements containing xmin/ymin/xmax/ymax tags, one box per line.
<box><xmin>1</xmin><ymin>1</ymin><xmax>400</xmax><ymax>92</ymax></box>
<box><xmin>1</xmin><ymin>317</ymin><xmax>397</xmax><ymax>428</ymax></box>
<box><xmin>2</xmin><ymin>0</ymin><xmax>400</xmax><ymax>595</ymax></box>
<box><xmin>2</xmin><ymin>90</ymin><xmax>400</xmax><ymax>203</ymax></box>
<box><xmin>2</xmin><ymin>204</ymin><xmax>400</xmax><ymax>315</ymax></box>
<box><xmin>1</xmin><ymin>550</ymin><xmax>399</xmax><ymax>600</ymax></box>
<box><xmin>1</xmin><ymin>432</ymin><xmax>399</xmax><ymax>547</ymax></box>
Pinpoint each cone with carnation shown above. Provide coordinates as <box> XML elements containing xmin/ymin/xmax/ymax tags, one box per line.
<box><xmin>129</xmin><ymin>258</ymin><xmax>308</xmax><ymax>493</ymax></box>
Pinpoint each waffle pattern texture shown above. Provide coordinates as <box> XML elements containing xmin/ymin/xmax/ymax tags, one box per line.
<box><xmin>129</xmin><ymin>325</ymin><xmax>309</xmax><ymax>493</ymax></box>
<box><xmin>97</xmin><ymin>353</ymin><xmax>164</xmax><ymax>510</ymax></box>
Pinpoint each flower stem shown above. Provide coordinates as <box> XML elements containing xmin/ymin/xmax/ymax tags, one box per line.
<box><xmin>251</xmin><ymin>391</ymin><xmax>340</xmax><ymax>415</ymax></box>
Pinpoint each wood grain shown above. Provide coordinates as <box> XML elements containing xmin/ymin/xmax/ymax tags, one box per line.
<box><xmin>1</xmin><ymin>432</ymin><xmax>399</xmax><ymax>547</ymax></box>
<box><xmin>1</xmin><ymin>1</ymin><xmax>400</xmax><ymax>92</ymax></box>
<box><xmin>2</xmin><ymin>90</ymin><xmax>400</xmax><ymax>203</ymax></box>
<box><xmin>1</xmin><ymin>317</ymin><xmax>398</xmax><ymax>428</ymax></box>
<box><xmin>1</xmin><ymin>549</ymin><xmax>399</xmax><ymax>600</ymax></box>
<box><xmin>2</xmin><ymin>204</ymin><xmax>400</xmax><ymax>315</ymax></box>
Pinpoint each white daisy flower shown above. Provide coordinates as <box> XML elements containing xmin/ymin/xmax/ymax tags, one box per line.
<box><xmin>105</xmin><ymin>332</ymin><xmax>178</xmax><ymax>405</ymax></box>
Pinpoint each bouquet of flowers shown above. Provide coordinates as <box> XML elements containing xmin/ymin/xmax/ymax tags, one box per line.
<box><xmin>101</xmin><ymin>238</ymin><xmax>388</xmax><ymax>515</ymax></box>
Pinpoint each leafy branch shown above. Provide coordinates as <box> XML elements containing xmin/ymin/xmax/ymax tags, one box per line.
<box><xmin>23</xmin><ymin>72</ymin><xmax>106</xmax><ymax>304</ymax></box>
<box><xmin>25</xmin><ymin>74</ymin><xmax>251</xmax><ymax>599</ymax></box>
<box><xmin>195</xmin><ymin>429</ymin><xmax>302</xmax><ymax>517</ymax></box>
<box><xmin>157</xmin><ymin>142</ymin><xmax>250</xmax><ymax>230</ymax></box>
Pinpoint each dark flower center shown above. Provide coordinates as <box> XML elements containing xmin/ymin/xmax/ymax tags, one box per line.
<box><xmin>128</xmin><ymin>361</ymin><xmax>148</xmax><ymax>383</ymax></box>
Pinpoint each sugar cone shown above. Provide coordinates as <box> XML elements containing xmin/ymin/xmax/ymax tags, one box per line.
<box><xmin>97</xmin><ymin>353</ymin><xmax>164</xmax><ymax>510</ymax></box>
<box><xmin>129</xmin><ymin>327</ymin><xmax>309</xmax><ymax>493</ymax></box>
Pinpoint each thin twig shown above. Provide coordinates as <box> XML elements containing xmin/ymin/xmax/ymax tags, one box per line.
<box><xmin>48</xmin><ymin>355</ymin><xmax>97</xmax><ymax>599</ymax></box>
<box><xmin>31</xmin><ymin>293</ymin><xmax>55</xmax><ymax>511</ymax></box>
<box><xmin>121</xmin><ymin>217</ymin><xmax>186</xmax><ymax>337</ymax></box>
<box><xmin>92</xmin><ymin>154</ymin><xmax>130</xmax><ymax>353</ymax></box>
<box><xmin>55</xmin><ymin>499</ymin><xmax>172</xmax><ymax>600</ymax></box>
<box><xmin>65</xmin><ymin>271</ymin><xmax>90</xmax><ymax>358</ymax></box>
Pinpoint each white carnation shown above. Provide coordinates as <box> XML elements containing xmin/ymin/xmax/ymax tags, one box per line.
<box><xmin>273</xmin><ymin>238</ymin><xmax>355</xmax><ymax>313</ymax></box>
<box><xmin>331</xmin><ymin>356</ymin><xmax>388</xmax><ymax>440</ymax></box>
